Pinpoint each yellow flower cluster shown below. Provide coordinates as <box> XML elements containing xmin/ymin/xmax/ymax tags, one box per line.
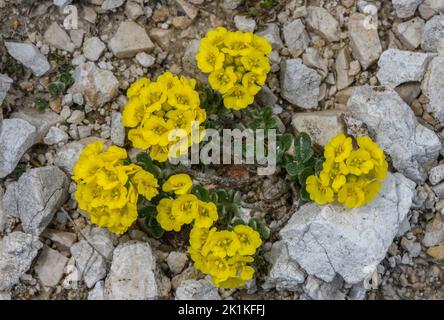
<box><xmin>196</xmin><ymin>27</ymin><xmax>271</xmax><ymax>110</ymax></box>
<box><xmin>155</xmin><ymin>173</ymin><xmax>262</xmax><ymax>288</ymax></box>
<box><xmin>156</xmin><ymin>174</ymin><xmax>218</xmax><ymax>232</ymax></box>
<box><xmin>73</xmin><ymin>141</ymin><xmax>159</xmax><ymax>234</ymax></box>
<box><xmin>306</xmin><ymin>134</ymin><xmax>388</xmax><ymax>208</ymax></box>
<box><xmin>122</xmin><ymin>72</ymin><xmax>206</xmax><ymax>162</ymax></box>
<box><xmin>189</xmin><ymin>224</ymin><xmax>262</xmax><ymax>289</ymax></box>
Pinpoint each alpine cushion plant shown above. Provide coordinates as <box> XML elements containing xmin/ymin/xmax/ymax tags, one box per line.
<box><xmin>196</xmin><ymin>27</ymin><xmax>271</xmax><ymax>110</ymax></box>
<box><xmin>122</xmin><ymin>72</ymin><xmax>207</xmax><ymax>162</ymax></box>
<box><xmin>72</xmin><ymin>141</ymin><xmax>159</xmax><ymax>234</ymax></box>
<box><xmin>306</xmin><ymin>134</ymin><xmax>388</xmax><ymax>208</ymax></box>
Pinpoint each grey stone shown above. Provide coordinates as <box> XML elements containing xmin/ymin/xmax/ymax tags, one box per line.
<box><xmin>3</xmin><ymin>166</ymin><xmax>69</xmax><ymax>235</ymax></box>
<box><xmin>0</xmin><ymin>186</ymin><xmax>5</xmax><ymax>233</ymax></box>
<box><xmin>257</xmin><ymin>23</ymin><xmax>284</xmax><ymax>51</ymax></box>
<box><xmin>175</xmin><ymin>279</ymin><xmax>221</xmax><ymax>300</ymax></box>
<box><xmin>263</xmin><ymin>241</ymin><xmax>305</xmax><ymax>291</ymax></box>
<box><xmin>71</xmin><ymin>228</ymin><xmax>114</xmax><ymax>288</ymax></box>
<box><xmin>34</xmin><ymin>245</ymin><xmax>68</xmax><ymax>287</ymax></box>
<box><xmin>0</xmin><ymin>232</ymin><xmax>42</xmax><ymax>291</ymax></box>
<box><xmin>222</xmin><ymin>0</ymin><xmax>242</xmax><ymax>10</ymax></box>
<box><xmin>376</xmin><ymin>49</ymin><xmax>434</xmax><ymax>88</ymax></box>
<box><xmin>125</xmin><ymin>1</ymin><xmax>144</xmax><ymax>20</ymax></box>
<box><xmin>335</xmin><ymin>47</ymin><xmax>354</xmax><ymax>90</ymax></box>
<box><xmin>67</xmin><ymin>110</ymin><xmax>85</xmax><ymax>124</ymax></box>
<box><xmin>0</xmin><ymin>292</ymin><xmax>11</xmax><ymax>300</ymax></box>
<box><xmin>0</xmin><ymin>74</ymin><xmax>13</xmax><ymax>106</ymax></box>
<box><xmin>429</xmin><ymin>164</ymin><xmax>444</xmax><ymax>185</ymax></box>
<box><xmin>423</xmin><ymin>0</ymin><xmax>444</xmax><ymax>12</ymax></box>
<box><xmin>102</xmin><ymin>0</ymin><xmax>125</xmax><ymax>10</ymax></box>
<box><xmin>306</xmin><ymin>6</ymin><xmax>340</xmax><ymax>42</ymax></box>
<box><xmin>83</xmin><ymin>37</ymin><xmax>106</xmax><ymax>62</ymax></box>
<box><xmin>104</xmin><ymin>241</ymin><xmax>159</xmax><ymax>300</ymax></box>
<box><xmin>5</xmin><ymin>42</ymin><xmax>50</xmax><ymax>77</ymax></box>
<box><xmin>42</xmin><ymin>229</ymin><xmax>77</xmax><ymax>250</ymax></box>
<box><xmin>135</xmin><ymin>52</ymin><xmax>155</xmax><ymax>68</ymax></box>
<box><xmin>0</xmin><ymin>118</ymin><xmax>36</xmax><ymax>179</ymax></box>
<box><xmin>108</xmin><ymin>21</ymin><xmax>155</xmax><ymax>58</ymax></box>
<box><xmin>400</xmin><ymin>238</ymin><xmax>421</xmax><ymax>257</ymax></box>
<box><xmin>44</xmin><ymin>22</ymin><xmax>75</xmax><ymax>53</ymax></box>
<box><xmin>234</xmin><ymin>15</ymin><xmax>256</xmax><ymax>32</ymax></box>
<box><xmin>392</xmin><ymin>0</ymin><xmax>422</xmax><ymax>18</ymax></box>
<box><xmin>292</xmin><ymin>110</ymin><xmax>347</xmax><ymax>146</ymax></box>
<box><xmin>43</xmin><ymin>126</ymin><xmax>69</xmax><ymax>145</ymax></box>
<box><xmin>422</xmin><ymin>57</ymin><xmax>444</xmax><ymax>125</ymax></box>
<box><xmin>395</xmin><ymin>82</ymin><xmax>422</xmax><ymax>105</ymax></box>
<box><xmin>53</xmin><ymin>0</ymin><xmax>72</xmax><ymax>6</ymax></box>
<box><xmin>279</xmin><ymin>172</ymin><xmax>415</xmax><ymax>284</ymax></box>
<box><xmin>166</xmin><ymin>251</ymin><xmax>188</xmax><ymax>274</ymax></box>
<box><xmin>396</xmin><ymin>17</ymin><xmax>425</xmax><ymax>50</ymax></box>
<box><xmin>283</xmin><ymin>19</ymin><xmax>309</xmax><ymax>57</ymax></box>
<box><xmin>10</xmin><ymin>107</ymin><xmax>65</xmax><ymax>142</ymax></box>
<box><xmin>347</xmin><ymin>86</ymin><xmax>441</xmax><ymax>183</ymax></box>
<box><xmin>255</xmin><ymin>85</ymin><xmax>278</xmax><ymax>108</ymax></box>
<box><xmin>110</xmin><ymin>112</ymin><xmax>125</xmax><ymax>147</ymax></box>
<box><xmin>432</xmin><ymin>182</ymin><xmax>444</xmax><ymax>199</ymax></box>
<box><xmin>422</xmin><ymin>215</ymin><xmax>444</xmax><ymax>247</ymax></box>
<box><xmin>280</xmin><ymin>59</ymin><xmax>321</xmax><ymax>109</ymax></box>
<box><xmin>348</xmin><ymin>13</ymin><xmax>382</xmax><ymax>70</ymax></box>
<box><xmin>304</xmin><ymin>276</ymin><xmax>346</xmax><ymax>300</ymax></box>
<box><xmin>176</xmin><ymin>0</ymin><xmax>198</xmax><ymax>20</ymax></box>
<box><xmin>68</xmin><ymin>62</ymin><xmax>119</xmax><ymax>109</ymax></box>
<box><xmin>421</xmin><ymin>15</ymin><xmax>444</xmax><ymax>52</ymax></box>
<box><xmin>88</xmin><ymin>281</ymin><xmax>105</xmax><ymax>300</ymax></box>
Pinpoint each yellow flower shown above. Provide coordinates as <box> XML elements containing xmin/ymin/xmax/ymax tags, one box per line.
<box><xmin>306</xmin><ymin>175</ymin><xmax>334</xmax><ymax>205</ymax></box>
<box><xmin>96</xmin><ymin>164</ymin><xmax>128</xmax><ymax>190</ymax></box>
<box><xmin>251</xmin><ymin>34</ymin><xmax>272</xmax><ymax>55</ymax></box>
<box><xmin>122</xmin><ymin>97</ymin><xmax>145</xmax><ymax>127</ymax></box>
<box><xmin>162</xmin><ymin>174</ymin><xmax>193</xmax><ymax>195</ymax></box>
<box><xmin>324</xmin><ymin>133</ymin><xmax>353</xmax><ymax>162</ymax></box>
<box><xmin>139</xmin><ymin>82</ymin><xmax>168</xmax><ymax>113</ymax></box>
<box><xmin>140</xmin><ymin>115</ymin><xmax>173</xmax><ymax>147</ymax></box>
<box><xmin>240</xmin><ymin>52</ymin><xmax>270</xmax><ymax>75</ymax></box>
<box><xmin>201</xmin><ymin>27</ymin><xmax>227</xmax><ymax>48</ymax></box>
<box><xmin>202</xmin><ymin>230</ymin><xmax>241</xmax><ymax>258</ymax></box>
<box><xmin>357</xmin><ymin>136</ymin><xmax>388</xmax><ymax>180</ymax></box>
<box><xmin>319</xmin><ymin>159</ymin><xmax>348</xmax><ymax>192</ymax></box>
<box><xmin>156</xmin><ymin>198</ymin><xmax>184</xmax><ymax>232</ymax></box>
<box><xmin>345</xmin><ymin>149</ymin><xmax>374</xmax><ymax>176</ymax></box>
<box><xmin>188</xmin><ymin>246</ymin><xmax>208</xmax><ymax>273</ymax></box>
<box><xmin>222</xmin><ymin>31</ymin><xmax>253</xmax><ymax>56</ymax></box>
<box><xmin>167</xmin><ymin>84</ymin><xmax>200</xmax><ymax>110</ymax></box>
<box><xmin>127</xmin><ymin>77</ymin><xmax>150</xmax><ymax>98</ymax></box>
<box><xmin>337</xmin><ymin>180</ymin><xmax>366</xmax><ymax>209</ymax></box>
<box><xmin>223</xmin><ymin>85</ymin><xmax>254</xmax><ymax>110</ymax></box>
<box><xmin>233</xmin><ymin>225</ymin><xmax>262</xmax><ymax>256</ymax></box>
<box><xmin>208</xmin><ymin>67</ymin><xmax>237</xmax><ymax>94</ymax></box>
<box><xmin>79</xmin><ymin>140</ymin><xmax>104</xmax><ymax>159</ymax></box>
<box><xmin>194</xmin><ymin>200</ymin><xmax>218</xmax><ymax>228</ymax></box>
<box><xmin>149</xmin><ymin>145</ymin><xmax>170</xmax><ymax>162</ymax></box>
<box><xmin>196</xmin><ymin>45</ymin><xmax>225</xmax><ymax>73</ymax></box>
<box><xmin>242</xmin><ymin>72</ymin><xmax>267</xmax><ymax>95</ymax></box>
<box><xmin>157</xmin><ymin>71</ymin><xmax>178</xmax><ymax>90</ymax></box>
<box><xmin>205</xmin><ymin>254</ymin><xmax>232</xmax><ymax>281</ymax></box>
<box><xmin>131</xmin><ymin>170</ymin><xmax>159</xmax><ymax>200</ymax></box>
<box><xmin>127</xmin><ymin>128</ymin><xmax>151</xmax><ymax>149</ymax></box>
<box><xmin>189</xmin><ymin>226</ymin><xmax>211</xmax><ymax>249</ymax></box>
<box><xmin>172</xmin><ymin>194</ymin><xmax>199</xmax><ymax>224</ymax></box>
<box><xmin>101</xmin><ymin>146</ymin><xmax>128</xmax><ymax>163</ymax></box>
<box><xmin>360</xmin><ymin>179</ymin><xmax>382</xmax><ymax>206</ymax></box>
<box><xmin>100</xmin><ymin>184</ymin><xmax>128</xmax><ymax>209</ymax></box>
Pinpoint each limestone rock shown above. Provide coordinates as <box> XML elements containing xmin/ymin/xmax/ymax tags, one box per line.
<box><xmin>35</xmin><ymin>246</ymin><xmax>68</xmax><ymax>287</ymax></box>
<box><xmin>44</xmin><ymin>22</ymin><xmax>75</xmax><ymax>53</ymax></box>
<box><xmin>175</xmin><ymin>279</ymin><xmax>221</xmax><ymax>300</ymax></box>
<box><xmin>422</xmin><ymin>57</ymin><xmax>444</xmax><ymax>125</ymax></box>
<box><xmin>421</xmin><ymin>15</ymin><xmax>444</xmax><ymax>52</ymax></box>
<box><xmin>108</xmin><ymin>21</ymin><xmax>155</xmax><ymax>58</ymax></box>
<box><xmin>5</xmin><ymin>42</ymin><xmax>50</xmax><ymax>77</ymax></box>
<box><xmin>282</xmin><ymin>19</ymin><xmax>309</xmax><ymax>57</ymax></box>
<box><xmin>396</xmin><ymin>17</ymin><xmax>424</xmax><ymax>50</ymax></box>
<box><xmin>335</xmin><ymin>47</ymin><xmax>354</xmax><ymax>90</ymax></box>
<box><xmin>392</xmin><ymin>0</ymin><xmax>422</xmax><ymax>18</ymax></box>
<box><xmin>257</xmin><ymin>23</ymin><xmax>284</xmax><ymax>51</ymax></box>
<box><xmin>306</xmin><ymin>6</ymin><xmax>340</xmax><ymax>42</ymax></box>
<box><xmin>0</xmin><ymin>74</ymin><xmax>13</xmax><ymax>106</ymax></box>
<box><xmin>83</xmin><ymin>37</ymin><xmax>106</xmax><ymax>62</ymax></box>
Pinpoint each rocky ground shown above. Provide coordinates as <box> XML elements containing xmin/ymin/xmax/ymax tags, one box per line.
<box><xmin>1</xmin><ymin>0</ymin><xmax>444</xmax><ymax>300</ymax></box>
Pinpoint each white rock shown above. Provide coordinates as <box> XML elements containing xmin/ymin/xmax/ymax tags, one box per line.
<box><xmin>68</xmin><ymin>62</ymin><xmax>119</xmax><ymax>109</ymax></box>
<box><xmin>5</xmin><ymin>42</ymin><xmax>50</xmax><ymax>77</ymax></box>
<box><xmin>175</xmin><ymin>279</ymin><xmax>221</xmax><ymax>300</ymax></box>
<box><xmin>176</xmin><ymin>0</ymin><xmax>198</xmax><ymax>19</ymax></box>
<box><xmin>0</xmin><ymin>74</ymin><xmax>13</xmax><ymax>106</ymax></box>
<box><xmin>125</xmin><ymin>1</ymin><xmax>144</xmax><ymax>20</ymax></box>
<box><xmin>335</xmin><ymin>47</ymin><xmax>354</xmax><ymax>90</ymax></box>
<box><xmin>348</xmin><ymin>13</ymin><xmax>382</xmax><ymax>70</ymax></box>
<box><xmin>135</xmin><ymin>52</ymin><xmax>155</xmax><ymax>68</ymax></box>
<box><xmin>0</xmin><ymin>186</ymin><xmax>5</xmax><ymax>234</ymax></box>
<box><xmin>0</xmin><ymin>232</ymin><xmax>42</xmax><ymax>291</ymax></box>
<box><xmin>263</xmin><ymin>241</ymin><xmax>306</xmax><ymax>291</ymax></box>
<box><xmin>110</xmin><ymin>112</ymin><xmax>125</xmax><ymax>147</ymax></box>
<box><xmin>234</xmin><ymin>15</ymin><xmax>256</xmax><ymax>32</ymax></box>
<box><xmin>83</xmin><ymin>37</ymin><xmax>106</xmax><ymax>62</ymax></box>
<box><xmin>279</xmin><ymin>172</ymin><xmax>415</xmax><ymax>284</ymax></box>
<box><xmin>422</xmin><ymin>215</ymin><xmax>444</xmax><ymax>247</ymax></box>
<box><xmin>78</xmin><ymin>125</ymin><xmax>92</xmax><ymax>139</ymax></box>
<box><xmin>429</xmin><ymin>164</ymin><xmax>444</xmax><ymax>185</ymax></box>
<box><xmin>392</xmin><ymin>0</ymin><xmax>422</xmax><ymax>18</ymax></box>
<box><xmin>396</xmin><ymin>17</ymin><xmax>424</xmax><ymax>50</ymax></box>
<box><xmin>102</xmin><ymin>0</ymin><xmax>125</xmax><ymax>10</ymax></box>
<box><xmin>376</xmin><ymin>49</ymin><xmax>434</xmax><ymax>88</ymax></box>
<box><xmin>347</xmin><ymin>86</ymin><xmax>441</xmax><ymax>183</ymax></box>
<box><xmin>423</xmin><ymin>0</ymin><xmax>444</xmax><ymax>13</ymax></box>
<box><xmin>34</xmin><ymin>245</ymin><xmax>68</xmax><ymax>287</ymax></box>
<box><xmin>422</xmin><ymin>57</ymin><xmax>444</xmax><ymax>125</ymax></box>
<box><xmin>280</xmin><ymin>59</ymin><xmax>321</xmax><ymax>109</ymax></box>
<box><xmin>257</xmin><ymin>23</ymin><xmax>284</xmax><ymax>50</ymax></box>
<box><xmin>291</xmin><ymin>110</ymin><xmax>346</xmax><ymax>146</ymax></box>
<box><xmin>282</xmin><ymin>19</ymin><xmax>309</xmax><ymax>57</ymax></box>
<box><xmin>108</xmin><ymin>21</ymin><xmax>155</xmax><ymax>58</ymax></box>
<box><xmin>104</xmin><ymin>241</ymin><xmax>159</xmax><ymax>300</ymax></box>
<box><xmin>304</xmin><ymin>276</ymin><xmax>346</xmax><ymax>300</ymax></box>
<box><xmin>88</xmin><ymin>281</ymin><xmax>105</xmax><ymax>300</ymax></box>
<box><xmin>53</xmin><ymin>0</ymin><xmax>72</xmax><ymax>6</ymax></box>
<box><xmin>306</xmin><ymin>6</ymin><xmax>340</xmax><ymax>42</ymax></box>
<box><xmin>166</xmin><ymin>251</ymin><xmax>188</xmax><ymax>274</ymax></box>
<box><xmin>43</xmin><ymin>126</ymin><xmax>69</xmax><ymax>145</ymax></box>
<box><xmin>44</xmin><ymin>22</ymin><xmax>75</xmax><ymax>53</ymax></box>
<box><xmin>67</xmin><ymin>110</ymin><xmax>85</xmax><ymax>124</ymax></box>
<box><xmin>71</xmin><ymin>228</ymin><xmax>114</xmax><ymax>288</ymax></box>
<box><xmin>3</xmin><ymin>166</ymin><xmax>69</xmax><ymax>235</ymax></box>
<box><xmin>0</xmin><ymin>118</ymin><xmax>36</xmax><ymax>178</ymax></box>
<box><xmin>422</xmin><ymin>15</ymin><xmax>444</xmax><ymax>52</ymax></box>
<box><xmin>0</xmin><ymin>292</ymin><xmax>11</xmax><ymax>300</ymax></box>
<box><xmin>222</xmin><ymin>0</ymin><xmax>242</xmax><ymax>10</ymax></box>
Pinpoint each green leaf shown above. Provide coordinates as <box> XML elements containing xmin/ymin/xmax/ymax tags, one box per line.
<box><xmin>145</xmin><ymin>214</ymin><xmax>164</xmax><ymax>239</ymax></box>
<box><xmin>35</xmin><ymin>97</ymin><xmax>48</xmax><ymax>113</ymax></box>
<box><xmin>277</xmin><ymin>133</ymin><xmax>293</xmax><ymax>152</ymax></box>
<box><xmin>231</xmin><ymin>218</ymin><xmax>246</xmax><ymax>226</ymax></box>
<box><xmin>315</xmin><ymin>157</ymin><xmax>325</xmax><ymax>175</ymax></box>
<box><xmin>295</xmin><ymin>132</ymin><xmax>313</xmax><ymax>163</ymax></box>
<box><xmin>192</xmin><ymin>185</ymin><xmax>210</xmax><ymax>202</ymax></box>
<box><xmin>138</xmin><ymin>205</ymin><xmax>157</xmax><ymax>218</ymax></box>
<box><xmin>136</xmin><ymin>152</ymin><xmax>162</xmax><ymax>178</ymax></box>
<box><xmin>300</xmin><ymin>186</ymin><xmax>311</xmax><ymax>201</ymax></box>
<box><xmin>285</xmin><ymin>161</ymin><xmax>304</xmax><ymax>176</ymax></box>
<box><xmin>248</xmin><ymin>218</ymin><xmax>270</xmax><ymax>240</ymax></box>
<box><xmin>298</xmin><ymin>166</ymin><xmax>314</xmax><ymax>186</ymax></box>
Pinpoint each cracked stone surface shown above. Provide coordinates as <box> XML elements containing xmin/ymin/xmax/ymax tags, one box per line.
<box><xmin>347</xmin><ymin>85</ymin><xmax>441</xmax><ymax>183</ymax></box>
<box><xmin>276</xmin><ymin>172</ymin><xmax>415</xmax><ymax>284</ymax></box>
<box><xmin>3</xmin><ymin>166</ymin><xmax>69</xmax><ymax>235</ymax></box>
<box><xmin>175</xmin><ymin>279</ymin><xmax>221</xmax><ymax>300</ymax></box>
<box><xmin>422</xmin><ymin>56</ymin><xmax>444</xmax><ymax>125</ymax></box>
<box><xmin>0</xmin><ymin>232</ymin><xmax>42</xmax><ymax>291</ymax></box>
